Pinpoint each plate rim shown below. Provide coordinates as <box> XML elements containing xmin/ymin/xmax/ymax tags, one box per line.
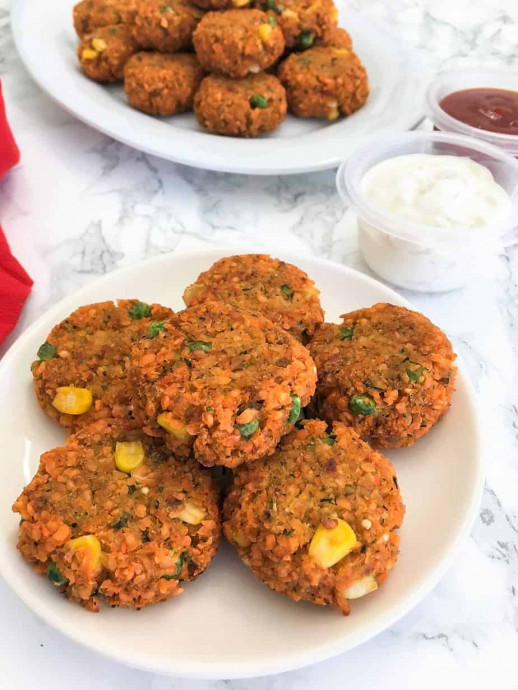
<box><xmin>0</xmin><ymin>248</ymin><xmax>485</xmax><ymax>679</ymax></box>
<box><xmin>10</xmin><ymin>0</ymin><xmax>426</xmax><ymax>175</ymax></box>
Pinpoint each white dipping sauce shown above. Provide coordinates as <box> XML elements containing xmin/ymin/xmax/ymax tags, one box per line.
<box><xmin>356</xmin><ymin>154</ymin><xmax>512</xmax><ymax>292</ymax></box>
<box><xmin>361</xmin><ymin>154</ymin><xmax>512</xmax><ymax>228</ymax></box>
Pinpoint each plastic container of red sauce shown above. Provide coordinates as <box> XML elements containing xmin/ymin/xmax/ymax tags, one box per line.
<box><xmin>426</xmin><ymin>68</ymin><xmax>518</xmax><ymax>155</ymax></box>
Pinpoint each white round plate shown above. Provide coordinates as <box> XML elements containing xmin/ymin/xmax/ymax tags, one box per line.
<box><xmin>0</xmin><ymin>249</ymin><xmax>483</xmax><ymax>679</ymax></box>
<box><xmin>11</xmin><ymin>0</ymin><xmax>426</xmax><ymax>174</ymax></box>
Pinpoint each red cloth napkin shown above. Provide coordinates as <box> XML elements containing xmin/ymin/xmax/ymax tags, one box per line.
<box><xmin>0</xmin><ymin>80</ymin><xmax>32</xmax><ymax>345</ymax></box>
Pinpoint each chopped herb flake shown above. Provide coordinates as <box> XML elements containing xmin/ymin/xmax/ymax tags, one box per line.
<box><xmin>187</xmin><ymin>341</ymin><xmax>212</xmax><ymax>352</ymax></box>
<box><xmin>147</xmin><ymin>321</ymin><xmax>166</xmax><ymax>338</ymax></box>
<box><xmin>339</xmin><ymin>326</ymin><xmax>354</xmax><ymax>341</ymax></box>
<box><xmin>47</xmin><ymin>562</ymin><xmax>68</xmax><ymax>587</ymax></box>
<box><xmin>322</xmin><ymin>435</ymin><xmax>336</xmax><ymax>445</ymax></box>
<box><xmin>128</xmin><ymin>301</ymin><xmax>151</xmax><ymax>319</ymax></box>
<box><xmin>297</xmin><ymin>30</ymin><xmax>314</xmax><ymax>48</ymax></box>
<box><xmin>280</xmin><ymin>284</ymin><xmax>293</xmax><ymax>298</ymax></box>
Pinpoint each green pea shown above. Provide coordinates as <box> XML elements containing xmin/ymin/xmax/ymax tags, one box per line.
<box><xmin>268</xmin><ymin>15</ymin><xmax>277</xmax><ymax>26</ymax></box>
<box><xmin>187</xmin><ymin>341</ymin><xmax>212</xmax><ymax>352</ymax></box>
<box><xmin>266</xmin><ymin>0</ymin><xmax>283</xmax><ymax>11</ymax></box>
<box><xmin>349</xmin><ymin>393</ymin><xmax>376</xmax><ymax>416</ymax></box>
<box><xmin>37</xmin><ymin>342</ymin><xmax>57</xmax><ymax>361</ymax></box>
<box><xmin>288</xmin><ymin>392</ymin><xmax>301</xmax><ymax>424</ymax></box>
<box><xmin>128</xmin><ymin>485</ymin><xmax>137</xmax><ymax>495</ymax></box>
<box><xmin>147</xmin><ymin>321</ymin><xmax>166</xmax><ymax>338</ymax></box>
<box><xmin>339</xmin><ymin>326</ymin><xmax>354</xmax><ymax>341</ymax></box>
<box><xmin>128</xmin><ymin>301</ymin><xmax>151</xmax><ymax>319</ymax></box>
<box><xmin>237</xmin><ymin>419</ymin><xmax>259</xmax><ymax>438</ymax></box>
<box><xmin>159</xmin><ymin>4</ymin><xmax>173</xmax><ymax>12</ymax></box>
<box><xmin>297</xmin><ymin>30</ymin><xmax>314</xmax><ymax>49</ymax></box>
<box><xmin>250</xmin><ymin>94</ymin><xmax>268</xmax><ymax>109</ymax></box>
<box><xmin>47</xmin><ymin>562</ymin><xmax>68</xmax><ymax>587</ymax></box>
<box><xmin>406</xmin><ymin>364</ymin><xmax>427</xmax><ymax>382</ymax></box>
<box><xmin>280</xmin><ymin>284</ymin><xmax>293</xmax><ymax>298</ymax></box>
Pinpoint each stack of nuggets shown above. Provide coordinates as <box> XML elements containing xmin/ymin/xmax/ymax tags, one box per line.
<box><xmin>14</xmin><ymin>254</ymin><xmax>457</xmax><ymax>615</ymax></box>
<box><xmin>72</xmin><ymin>0</ymin><xmax>369</xmax><ymax>136</ymax></box>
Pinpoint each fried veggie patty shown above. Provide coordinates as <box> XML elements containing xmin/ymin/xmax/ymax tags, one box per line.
<box><xmin>124</xmin><ymin>52</ymin><xmax>205</xmax><ymax>115</ymax></box>
<box><xmin>12</xmin><ymin>420</ymin><xmax>221</xmax><ymax>611</ymax></box>
<box><xmin>193</xmin><ymin>9</ymin><xmax>285</xmax><ymax>78</ymax></box>
<box><xmin>278</xmin><ymin>46</ymin><xmax>369</xmax><ymax>120</ymax></box>
<box><xmin>31</xmin><ymin>300</ymin><xmax>174</xmax><ymax>431</ymax></box>
<box><xmin>194</xmin><ymin>73</ymin><xmax>287</xmax><ymax>137</ymax></box>
<box><xmin>130</xmin><ymin>301</ymin><xmax>317</xmax><ymax>468</ymax></box>
<box><xmin>309</xmin><ymin>303</ymin><xmax>457</xmax><ymax>448</ymax></box>
<box><xmin>183</xmin><ymin>254</ymin><xmax>324</xmax><ymax>341</ymax></box>
<box><xmin>224</xmin><ymin>419</ymin><xmax>404</xmax><ymax>614</ymax></box>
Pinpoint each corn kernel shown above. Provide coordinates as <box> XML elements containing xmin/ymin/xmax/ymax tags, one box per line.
<box><xmin>333</xmin><ymin>48</ymin><xmax>350</xmax><ymax>58</ymax></box>
<box><xmin>52</xmin><ymin>387</ymin><xmax>93</xmax><ymax>415</ymax></box>
<box><xmin>157</xmin><ymin>413</ymin><xmax>193</xmax><ymax>444</ymax></box>
<box><xmin>115</xmin><ymin>441</ymin><xmax>145</xmax><ymax>474</ymax></box>
<box><xmin>66</xmin><ymin>535</ymin><xmax>102</xmax><ymax>572</ymax></box>
<box><xmin>327</xmin><ymin>107</ymin><xmax>340</xmax><ymax>121</ymax></box>
<box><xmin>81</xmin><ymin>49</ymin><xmax>98</xmax><ymax>60</ymax></box>
<box><xmin>91</xmin><ymin>38</ymin><xmax>107</xmax><ymax>52</ymax></box>
<box><xmin>259</xmin><ymin>23</ymin><xmax>273</xmax><ymax>42</ymax></box>
<box><xmin>282</xmin><ymin>8</ymin><xmax>298</xmax><ymax>18</ymax></box>
<box><xmin>308</xmin><ymin>518</ymin><xmax>357</xmax><ymax>568</ymax></box>
<box><xmin>248</xmin><ymin>65</ymin><xmax>260</xmax><ymax>74</ymax></box>
<box><xmin>343</xmin><ymin>576</ymin><xmax>378</xmax><ymax>599</ymax></box>
<box><xmin>178</xmin><ymin>501</ymin><xmax>206</xmax><ymax>525</ymax></box>
<box><xmin>233</xmin><ymin>0</ymin><xmax>249</xmax><ymax>6</ymax></box>
<box><xmin>232</xmin><ymin>532</ymin><xmax>250</xmax><ymax>548</ymax></box>
<box><xmin>183</xmin><ymin>282</ymin><xmax>205</xmax><ymax>306</ymax></box>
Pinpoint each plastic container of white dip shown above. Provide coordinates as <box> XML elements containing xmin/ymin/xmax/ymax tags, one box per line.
<box><xmin>336</xmin><ymin>132</ymin><xmax>518</xmax><ymax>292</ymax></box>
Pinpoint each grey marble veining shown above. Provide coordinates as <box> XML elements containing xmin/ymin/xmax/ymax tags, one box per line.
<box><xmin>1</xmin><ymin>0</ymin><xmax>518</xmax><ymax>688</ymax></box>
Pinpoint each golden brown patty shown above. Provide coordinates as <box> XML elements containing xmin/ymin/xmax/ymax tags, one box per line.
<box><xmin>308</xmin><ymin>303</ymin><xmax>457</xmax><ymax>449</ymax></box>
<box><xmin>129</xmin><ymin>301</ymin><xmax>317</xmax><ymax>468</ymax></box>
<box><xmin>224</xmin><ymin>419</ymin><xmax>404</xmax><ymax>614</ymax></box>
<box><xmin>73</xmin><ymin>0</ymin><xmax>136</xmax><ymax>38</ymax></box>
<box><xmin>12</xmin><ymin>420</ymin><xmax>221</xmax><ymax>611</ymax></box>
<box><xmin>124</xmin><ymin>52</ymin><xmax>205</xmax><ymax>115</ymax></box>
<box><xmin>131</xmin><ymin>0</ymin><xmax>203</xmax><ymax>53</ymax></box>
<box><xmin>253</xmin><ymin>0</ymin><xmax>338</xmax><ymax>50</ymax></box>
<box><xmin>194</xmin><ymin>73</ymin><xmax>286</xmax><ymax>137</ymax></box>
<box><xmin>78</xmin><ymin>25</ymin><xmax>139</xmax><ymax>82</ymax></box>
<box><xmin>183</xmin><ymin>254</ymin><xmax>323</xmax><ymax>341</ymax></box>
<box><xmin>31</xmin><ymin>300</ymin><xmax>174</xmax><ymax>431</ymax></box>
<box><xmin>278</xmin><ymin>46</ymin><xmax>369</xmax><ymax>120</ymax></box>
<box><xmin>192</xmin><ymin>10</ymin><xmax>285</xmax><ymax>78</ymax></box>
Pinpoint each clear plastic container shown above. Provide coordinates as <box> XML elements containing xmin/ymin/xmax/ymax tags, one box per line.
<box><xmin>426</xmin><ymin>67</ymin><xmax>518</xmax><ymax>155</ymax></box>
<box><xmin>336</xmin><ymin>132</ymin><xmax>518</xmax><ymax>292</ymax></box>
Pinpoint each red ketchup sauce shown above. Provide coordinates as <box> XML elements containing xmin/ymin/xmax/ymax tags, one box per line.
<box><xmin>439</xmin><ymin>88</ymin><xmax>518</xmax><ymax>135</ymax></box>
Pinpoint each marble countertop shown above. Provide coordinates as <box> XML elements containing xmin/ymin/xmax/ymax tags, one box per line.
<box><xmin>1</xmin><ymin>0</ymin><xmax>518</xmax><ymax>687</ymax></box>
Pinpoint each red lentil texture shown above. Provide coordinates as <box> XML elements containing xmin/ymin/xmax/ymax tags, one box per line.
<box><xmin>278</xmin><ymin>46</ymin><xmax>369</xmax><ymax>119</ymax></box>
<box><xmin>129</xmin><ymin>301</ymin><xmax>317</xmax><ymax>468</ymax></box>
<box><xmin>182</xmin><ymin>254</ymin><xmax>323</xmax><ymax>341</ymax></box>
<box><xmin>12</xmin><ymin>420</ymin><xmax>221</xmax><ymax>612</ymax></box>
<box><xmin>223</xmin><ymin>419</ymin><xmax>404</xmax><ymax>613</ymax></box>
<box><xmin>124</xmin><ymin>52</ymin><xmax>205</xmax><ymax>115</ymax></box>
<box><xmin>308</xmin><ymin>303</ymin><xmax>457</xmax><ymax>448</ymax></box>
